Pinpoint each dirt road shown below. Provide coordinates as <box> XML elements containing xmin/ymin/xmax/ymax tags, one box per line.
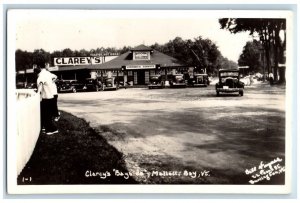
<box><xmin>58</xmin><ymin>83</ymin><xmax>286</xmax><ymax>184</ymax></box>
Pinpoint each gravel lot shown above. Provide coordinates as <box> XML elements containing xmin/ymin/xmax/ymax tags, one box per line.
<box><xmin>58</xmin><ymin>83</ymin><xmax>286</xmax><ymax>184</ymax></box>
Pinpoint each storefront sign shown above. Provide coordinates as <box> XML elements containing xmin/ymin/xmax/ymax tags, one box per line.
<box><xmin>26</xmin><ymin>69</ymin><xmax>34</xmax><ymax>73</ymax></box>
<box><xmin>126</xmin><ymin>65</ymin><xmax>156</xmax><ymax>70</ymax></box>
<box><xmin>90</xmin><ymin>53</ymin><xmax>119</xmax><ymax>57</ymax></box>
<box><xmin>54</xmin><ymin>57</ymin><xmax>101</xmax><ymax>66</ymax></box>
<box><xmin>47</xmin><ymin>66</ymin><xmax>59</xmax><ymax>71</ymax></box>
<box><xmin>133</xmin><ymin>51</ymin><xmax>150</xmax><ymax>60</ymax></box>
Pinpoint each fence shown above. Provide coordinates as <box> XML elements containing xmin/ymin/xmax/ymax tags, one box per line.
<box><xmin>16</xmin><ymin>89</ymin><xmax>41</xmax><ymax>175</ymax></box>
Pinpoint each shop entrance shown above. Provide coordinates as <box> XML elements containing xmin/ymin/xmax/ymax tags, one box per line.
<box><xmin>137</xmin><ymin>70</ymin><xmax>145</xmax><ymax>85</ymax></box>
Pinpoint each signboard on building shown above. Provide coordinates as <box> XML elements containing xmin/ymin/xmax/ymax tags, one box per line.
<box><xmin>126</xmin><ymin>65</ymin><xmax>155</xmax><ymax>70</ymax></box>
<box><xmin>47</xmin><ymin>66</ymin><xmax>59</xmax><ymax>71</ymax></box>
<box><xmin>133</xmin><ymin>51</ymin><xmax>150</xmax><ymax>60</ymax></box>
<box><xmin>90</xmin><ymin>52</ymin><xmax>119</xmax><ymax>57</ymax></box>
<box><xmin>54</xmin><ymin>57</ymin><xmax>101</xmax><ymax>66</ymax></box>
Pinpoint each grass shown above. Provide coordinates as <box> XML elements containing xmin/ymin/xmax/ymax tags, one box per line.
<box><xmin>17</xmin><ymin>111</ymin><xmax>137</xmax><ymax>185</ymax></box>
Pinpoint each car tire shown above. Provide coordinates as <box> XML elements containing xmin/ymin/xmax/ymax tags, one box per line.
<box><xmin>72</xmin><ymin>88</ymin><xmax>76</xmax><ymax>93</ymax></box>
<box><xmin>216</xmin><ymin>91</ymin><xmax>220</xmax><ymax>97</ymax></box>
<box><xmin>239</xmin><ymin>91</ymin><xmax>244</xmax><ymax>96</ymax></box>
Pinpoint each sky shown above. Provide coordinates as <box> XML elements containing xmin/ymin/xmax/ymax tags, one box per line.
<box><xmin>11</xmin><ymin>10</ymin><xmax>255</xmax><ymax>62</ymax></box>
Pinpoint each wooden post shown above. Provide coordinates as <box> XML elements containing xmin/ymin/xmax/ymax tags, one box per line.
<box><xmin>124</xmin><ymin>71</ymin><xmax>127</xmax><ymax>85</ymax></box>
<box><xmin>165</xmin><ymin>68</ymin><xmax>167</xmax><ymax>81</ymax></box>
<box><xmin>116</xmin><ymin>70</ymin><xmax>119</xmax><ymax>85</ymax></box>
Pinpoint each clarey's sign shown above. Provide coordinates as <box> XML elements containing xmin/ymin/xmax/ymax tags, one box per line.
<box><xmin>54</xmin><ymin>57</ymin><xmax>101</xmax><ymax>66</ymax></box>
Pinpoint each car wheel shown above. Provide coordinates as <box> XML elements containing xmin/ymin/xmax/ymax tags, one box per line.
<box><xmin>216</xmin><ymin>91</ymin><xmax>219</xmax><ymax>97</ymax></box>
<box><xmin>72</xmin><ymin>88</ymin><xmax>76</xmax><ymax>93</ymax></box>
<box><xmin>239</xmin><ymin>91</ymin><xmax>244</xmax><ymax>96</ymax></box>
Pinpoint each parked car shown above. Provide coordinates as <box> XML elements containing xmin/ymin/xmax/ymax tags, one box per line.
<box><xmin>26</xmin><ymin>83</ymin><xmax>38</xmax><ymax>90</ymax></box>
<box><xmin>56</xmin><ymin>80</ymin><xmax>86</xmax><ymax>93</ymax></box>
<box><xmin>215</xmin><ymin>69</ymin><xmax>244</xmax><ymax>96</ymax></box>
<box><xmin>101</xmin><ymin>77</ymin><xmax>118</xmax><ymax>91</ymax></box>
<box><xmin>187</xmin><ymin>73</ymin><xmax>210</xmax><ymax>87</ymax></box>
<box><xmin>16</xmin><ymin>82</ymin><xmax>38</xmax><ymax>91</ymax></box>
<box><xmin>148</xmin><ymin>75</ymin><xmax>164</xmax><ymax>89</ymax></box>
<box><xmin>84</xmin><ymin>78</ymin><xmax>102</xmax><ymax>91</ymax></box>
<box><xmin>16</xmin><ymin>81</ymin><xmax>26</xmax><ymax>89</ymax></box>
<box><xmin>169</xmin><ymin>74</ymin><xmax>186</xmax><ymax>88</ymax></box>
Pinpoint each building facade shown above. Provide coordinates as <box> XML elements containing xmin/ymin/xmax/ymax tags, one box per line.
<box><xmin>16</xmin><ymin>45</ymin><xmax>192</xmax><ymax>87</ymax></box>
<box><xmin>91</xmin><ymin>45</ymin><xmax>188</xmax><ymax>85</ymax></box>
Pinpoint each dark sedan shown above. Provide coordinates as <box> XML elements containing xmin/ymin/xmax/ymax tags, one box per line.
<box><xmin>215</xmin><ymin>69</ymin><xmax>244</xmax><ymax>96</ymax></box>
<box><xmin>56</xmin><ymin>80</ymin><xmax>86</xmax><ymax>93</ymax></box>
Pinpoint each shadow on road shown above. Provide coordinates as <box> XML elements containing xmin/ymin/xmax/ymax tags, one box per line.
<box><xmin>94</xmin><ymin>106</ymin><xmax>285</xmax><ymax>184</ymax></box>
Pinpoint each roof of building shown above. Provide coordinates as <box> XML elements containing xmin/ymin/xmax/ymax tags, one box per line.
<box><xmin>50</xmin><ymin>45</ymin><xmax>186</xmax><ymax>71</ymax></box>
<box><xmin>91</xmin><ymin>46</ymin><xmax>186</xmax><ymax>70</ymax></box>
<box><xmin>130</xmin><ymin>44</ymin><xmax>153</xmax><ymax>51</ymax></box>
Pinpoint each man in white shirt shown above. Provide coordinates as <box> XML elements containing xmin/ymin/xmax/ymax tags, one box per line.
<box><xmin>48</xmin><ymin>71</ymin><xmax>60</xmax><ymax>121</ymax></box>
<box><xmin>269</xmin><ymin>72</ymin><xmax>274</xmax><ymax>85</ymax></box>
<box><xmin>36</xmin><ymin>65</ymin><xmax>59</xmax><ymax>135</ymax></box>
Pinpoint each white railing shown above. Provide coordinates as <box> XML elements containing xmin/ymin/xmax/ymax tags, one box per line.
<box><xmin>16</xmin><ymin>89</ymin><xmax>41</xmax><ymax>175</ymax></box>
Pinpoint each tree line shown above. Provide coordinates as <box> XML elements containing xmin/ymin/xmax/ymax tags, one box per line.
<box><xmin>219</xmin><ymin>18</ymin><xmax>286</xmax><ymax>83</ymax></box>
<box><xmin>15</xmin><ymin>36</ymin><xmax>237</xmax><ymax>76</ymax></box>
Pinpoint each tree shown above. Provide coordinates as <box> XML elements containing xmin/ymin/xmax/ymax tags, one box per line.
<box><xmin>238</xmin><ymin>40</ymin><xmax>263</xmax><ymax>74</ymax></box>
<box><xmin>150</xmin><ymin>36</ymin><xmax>223</xmax><ymax>74</ymax></box>
<box><xmin>15</xmin><ymin>49</ymin><xmax>29</xmax><ymax>72</ymax></box>
<box><xmin>78</xmin><ymin>49</ymin><xmax>89</xmax><ymax>57</ymax></box>
<box><xmin>119</xmin><ymin>46</ymin><xmax>131</xmax><ymax>54</ymax></box>
<box><xmin>32</xmin><ymin>49</ymin><xmax>51</xmax><ymax>67</ymax></box>
<box><xmin>62</xmin><ymin>48</ymin><xmax>75</xmax><ymax>57</ymax></box>
<box><xmin>215</xmin><ymin>55</ymin><xmax>238</xmax><ymax>74</ymax></box>
<box><xmin>219</xmin><ymin>18</ymin><xmax>286</xmax><ymax>82</ymax></box>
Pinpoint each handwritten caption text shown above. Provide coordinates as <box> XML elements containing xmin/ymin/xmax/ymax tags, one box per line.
<box><xmin>245</xmin><ymin>157</ymin><xmax>285</xmax><ymax>184</ymax></box>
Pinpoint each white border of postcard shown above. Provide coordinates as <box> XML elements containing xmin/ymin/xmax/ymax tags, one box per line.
<box><xmin>7</xmin><ymin>9</ymin><xmax>294</xmax><ymax>194</ymax></box>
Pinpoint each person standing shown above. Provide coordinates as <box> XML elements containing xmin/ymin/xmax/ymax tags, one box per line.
<box><xmin>269</xmin><ymin>72</ymin><xmax>274</xmax><ymax>85</ymax></box>
<box><xmin>47</xmin><ymin>70</ymin><xmax>60</xmax><ymax>121</ymax></box>
<box><xmin>36</xmin><ymin>64</ymin><xmax>59</xmax><ymax>135</ymax></box>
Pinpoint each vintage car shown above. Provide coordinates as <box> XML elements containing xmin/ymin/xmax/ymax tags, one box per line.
<box><xmin>187</xmin><ymin>73</ymin><xmax>210</xmax><ymax>87</ymax></box>
<box><xmin>148</xmin><ymin>75</ymin><xmax>164</xmax><ymax>89</ymax></box>
<box><xmin>16</xmin><ymin>82</ymin><xmax>38</xmax><ymax>90</ymax></box>
<box><xmin>56</xmin><ymin>80</ymin><xmax>86</xmax><ymax>93</ymax></box>
<box><xmin>169</xmin><ymin>74</ymin><xmax>186</xmax><ymax>88</ymax></box>
<box><xmin>215</xmin><ymin>69</ymin><xmax>244</xmax><ymax>96</ymax></box>
<box><xmin>84</xmin><ymin>78</ymin><xmax>102</xmax><ymax>91</ymax></box>
<box><xmin>101</xmin><ymin>77</ymin><xmax>118</xmax><ymax>91</ymax></box>
<box><xmin>16</xmin><ymin>81</ymin><xmax>26</xmax><ymax>89</ymax></box>
<box><xmin>26</xmin><ymin>83</ymin><xmax>38</xmax><ymax>90</ymax></box>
